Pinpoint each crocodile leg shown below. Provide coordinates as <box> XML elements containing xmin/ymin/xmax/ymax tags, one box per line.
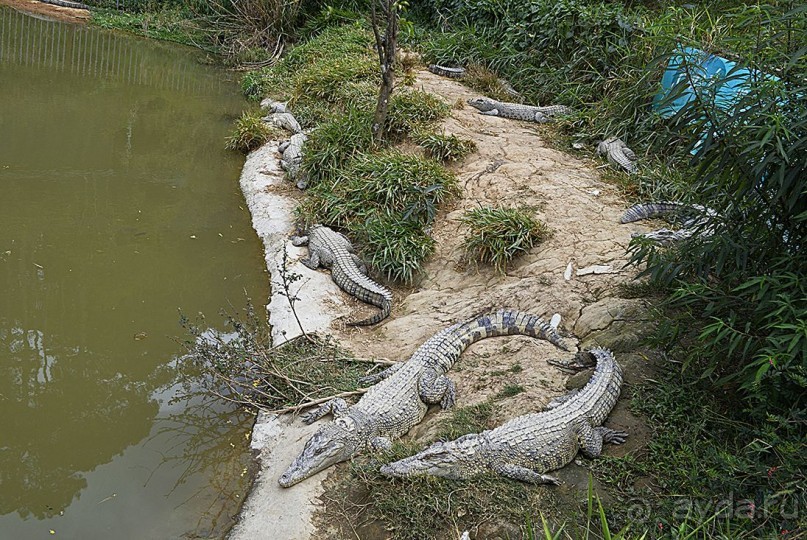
<box><xmin>577</xmin><ymin>423</ymin><xmax>628</xmax><ymax>458</ymax></box>
<box><xmin>418</xmin><ymin>368</ymin><xmax>456</xmax><ymax>409</ymax></box>
<box><xmin>290</xmin><ymin>235</ymin><xmax>309</xmax><ymax>247</ymax></box>
<box><xmin>369</xmin><ymin>436</ymin><xmax>392</xmax><ymax>451</ymax></box>
<box><xmin>358</xmin><ymin>363</ymin><xmax>403</xmax><ymax>386</ymax></box>
<box><xmin>300</xmin><ymin>250</ymin><xmax>320</xmax><ymax>270</ymax></box>
<box><xmin>301</xmin><ymin>398</ymin><xmax>349</xmax><ymax>425</ymax></box>
<box><xmin>479</xmin><ymin>109</ymin><xmax>500</xmax><ymax>116</ymax></box>
<box><xmin>493</xmin><ymin>463</ymin><xmax>561</xmax><ymax>485</ymax></box>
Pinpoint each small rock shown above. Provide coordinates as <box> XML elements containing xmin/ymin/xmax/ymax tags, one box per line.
<box><xmin>550</xmin><ymin>313</ymin><xmax>561</xmax><ymax>330</ymax></box>
<box><xmin>564</xmin><ymin>261</ymin><xmax>574</xmax><ymax>281</ymax></box>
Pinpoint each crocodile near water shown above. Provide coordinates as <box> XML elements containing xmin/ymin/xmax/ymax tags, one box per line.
<box><xmin>467</xmin><ymin>97</ymin><xmax>573</xmax><ymax>123</ymax></box>
<box><xmin>381</xmin><ymin>348</ymin><xmax>626</xmax><ymax>484</ymax></box>
<box><xmin>291</xmin><ymin>225</ymin><xmax>392</xmax><ymax>326</ymax></box>
<box><xmin>278</xmin><ymin>309</ymin><xmax>569</xmax><ymax>487</ymax></box>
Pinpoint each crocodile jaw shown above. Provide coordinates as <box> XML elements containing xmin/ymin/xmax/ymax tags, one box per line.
<box><xmin>380</xmin><ymin>440</ymin><xmax>477</xmax><ymax>480</ymax></box>
<box><xmin>278</xmin><ymin>423</ymin><xmax>357</xmax><ymax>488</ymax></box>
<box><xmin>467</xmin><ymin>97</ymin><xmax>495</xmax><ymax>112</ymax></box>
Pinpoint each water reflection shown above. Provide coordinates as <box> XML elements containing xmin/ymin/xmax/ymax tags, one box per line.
<box><xmin>0</xmin><ymin>7</ymin><xmax>223</xmax><ymax>94</ymax></box>
<box><xmin>0</xmin><ymin>6</ymin><xmax>267</xmax><ymax>538</ymax></box>
<box><xmin>0</xmin><ymin>322</ymin><xmax>157</xmax><ymax>519</ymax></box>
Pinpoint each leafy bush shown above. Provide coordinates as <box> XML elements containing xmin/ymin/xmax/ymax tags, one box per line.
<box><xmin>299</xmin><ymin>150</ymin><xmax>458</xmax><ymax>282</ymax></box>
<box><xmin>461</xmin><ymin>206</ymin><xmax>549</xmax><ymax>274</ymax></box>
<box><xmin>385</xmin><ymin>90</ymin><xmax>450</xmax><ymax>138</ymax></box>
<box><xmin>413</xmin><ymin>130</ymin><xmax>476</xmax><ymax>162</ymax></box>
<box><xmin>224</xmin><ymin>110</ymin><xmax>276</xmax><ymax>153</ymax></box>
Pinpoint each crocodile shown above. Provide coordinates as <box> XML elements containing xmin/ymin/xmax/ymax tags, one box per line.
<box><xmin>467</xmin><ymin>97</ymin><xmax>573</xmax><ymax>123</ymax></box>
<box><xmin>621</xmin><ymin>201</ymin><xmax>717</xmax><ymax>244</ymax></box>
<box><xmin>278</xmin><ymin>309</ymin><xmax>569</xmax><ymax>487</ymax></box>
<box><xmin>381</xmin><ymin>347</ymin><xmax>625</xmax><ymax>484</ymax></box>
<box><xmin>279</xmin><ymin>132</ymin><xmax>308</xmax><ymax>189</ymax></box>
<box><xmin>260</xmin><ymin>97</ymin><xmax>288</xmax><ymax>114</ymax></box>
<box><xmin>428</xmin><ymin>64</ymin><xmax>465</xmax><ymax>78</ymax></box>
<box><xmin>291</xmin><ymin>225</ymin><xmax>392</xmax><ymax>326</ymax></box>
<box><xmin>39</xmin><ymin>0</ymin><xmax>89</xmax><ymax>9</ymax></box>
<box><xmin>597</xmin><ymin>137</ymin><xmax>637</xmax><ymax>174</ymax></box>
<box><xmin>263</xmin><ymin>111</ymin><xmax>302</xmax><ymax>134</ymax></box>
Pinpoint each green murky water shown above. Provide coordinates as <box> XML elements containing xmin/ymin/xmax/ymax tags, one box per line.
<box><xmin>0</xmin><ymin>8</ymin><xmax>268</xmax><ymax>538</ymax></box>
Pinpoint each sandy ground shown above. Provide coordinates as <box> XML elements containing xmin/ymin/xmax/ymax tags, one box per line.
<box><xmin>231</xmin><ymin>70</ymin><xmax>658</xmax><ymax>538</ymax></box>
<box><xmin>0</xmin><ymin>0</ymin><xmax>89</xmax><ymax>23</ymax></box>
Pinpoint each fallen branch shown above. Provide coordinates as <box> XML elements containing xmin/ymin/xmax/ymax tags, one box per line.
<box><xmin>264</xmin><ymin>389</ymin><xmax>368</xmax><ymax>415</ymax></box>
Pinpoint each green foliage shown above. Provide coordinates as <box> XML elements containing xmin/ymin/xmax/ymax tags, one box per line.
<box><xmin>224</xmin><ymin>110</ymin><xmax>276</xmax><ymax>153</ymax></box>
<box><xmin>299</xmin><ymin>107</ymin><xmax>375</xmax><ymax>185</ymax></box>
<box><xmin>360</xmin><ymin>215</ymin><xmax>436</xmax><ymax>283</ymax></box>
<box><xmin>91</xmin><ymin>6</ymin><xmax>208</xmax><ymax>48</ymax></box>
<box><xmin>385</xmin><ymin>90</ymin><xmax>450</xmax><ymax>138</ymax></box>
<box><xmin>460</xmin><ymin>206</ymin><xmax>550</xmax><ymax>274</ymax></box>
<box><xmin>413</xmin><ymin>130</ymin><xmax>477</xmax><ymax>162</ymax></box>
<box><xmin>495</xmin><ymin>384</ymin><xmax>525</xmax><ymax>399</ymax></box>
<box><xmin>300</xmin><ymin>150</ymin><xmax>457</xmax><ymax>282</ymax></box>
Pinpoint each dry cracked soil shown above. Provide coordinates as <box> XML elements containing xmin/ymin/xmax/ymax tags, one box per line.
<box><xmin>307</xmin><ymin>70</ymin><xmax>662</xmax><ymax>538</ymax></box>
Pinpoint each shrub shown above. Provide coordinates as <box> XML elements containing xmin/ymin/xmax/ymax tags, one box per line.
<box><xmin>461</xmin><ymin>206</ymin><xmax>550</xmax><ymax>274</ymax></box>
<box><xmin>385</xmin><ymin>90</ymin><xmax>450</xmax><ymax>138</ymax></box>
<box><xmin>224</xmin><ymin>110</ymin><xmax>276</xmax><ymax>153</ymax></box>
<box><xmin>413</xmin><ymin>130</ymin><xmax>476</xmax><ymax>162</ymax></box>
<box><xmin>360</xmin><ymin>215</ymin><xmax>436</xmax><ymax>283</ymax></box>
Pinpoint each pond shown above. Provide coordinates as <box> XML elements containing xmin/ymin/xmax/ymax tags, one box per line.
<box><xmin>0</xmin><ymin>7</ymin><xmax>268</xmax><ymax>538</ymax></box>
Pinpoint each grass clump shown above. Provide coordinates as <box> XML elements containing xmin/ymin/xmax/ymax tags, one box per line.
<box><xmin>495</xmin><ymin>384</ymin><xmax>525</xmax><ymax>399</ymax></box>
<box><xmin>385</xmin><ymin>90</ymin><xmax>450</xmax><ymax>138</ymax></box>
<box><xmin>225</xmin><ymin>110</ymin><xmax>277</xmax><ymax>153</ymax></box>
<box><xmin>299</xmin><ymin>150</ymin><xmax>458</xmax><ymax>282</ymax></box>
<box><xmin>463</xmin><ymin>63</ymin><xmax>520</xmax><ymax>102</ymax></box>
<box><xmin>413</xmin><ymin>130</ymin><xmax>477</xmax><ymax>162</ymax></box>
<box><xmin>461</xmin><ymin>206</ymin><xmax>550</xmax><ymax>274</ymax></box>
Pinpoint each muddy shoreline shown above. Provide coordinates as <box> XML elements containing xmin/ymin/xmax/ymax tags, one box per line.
<box><xmin>0</xmin><ymin>0</ymin><xmax>89</xmax><ymax>23</ymax></box>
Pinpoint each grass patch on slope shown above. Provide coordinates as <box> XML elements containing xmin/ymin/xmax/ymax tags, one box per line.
<box><xmin>460</xmin><ymin>206</ymin><xmax>550</xmax><ymax>274</ymax></box>
<box><xmin>244</xmin><ymin>21</ymin><xmax>460</xmax><ymax>283</ymax></box>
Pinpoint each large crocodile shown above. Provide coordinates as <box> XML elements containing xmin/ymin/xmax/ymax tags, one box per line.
<box><xmin>597</xmin><ymin>137</ymin><xmax>638</xmax><ymax>174</ymax></box>
<box><xmin>381</xmin><ymin>348</ymin><xmax>626</xmax><ymax>484</ymax></box>
<box><xmin>621</xmin><ymin>201</ymin><xmax>716</xmax><ymax>244</ymax></box>
<box><xmin>467</xmin><ymin>97</ymin><xmax>573</xmax><ymax>123</ymax></box>
<box><xmin>279</xmin><ymin>132</ymin><xmax>308</xmax><ymax>189</ymax></box>
<box><xmin>291</xmin><ymin>225</ymin><xmax>392</xmax><ymax>326</ymax></box>
<box><xmin>278</xmin><ymin>309</ymin><xmax>569</xmax><ymax>487</ymax></box>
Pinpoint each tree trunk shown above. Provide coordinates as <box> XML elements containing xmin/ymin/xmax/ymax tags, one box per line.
<box><xmin>371</xmin><ymin>0</ymin><xmax>398</xmax><ymax>143</ymax></box>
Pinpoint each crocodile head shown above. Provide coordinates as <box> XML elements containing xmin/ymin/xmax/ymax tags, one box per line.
<box><xmin>278</xmin><ymin>417</ymin><xmax>362</xmax><ymax>488</ymax></box>
<box><xmin>467</xmin><ymin>97</ymin><xmax>496</xmax><ymax>112</ymax></box>
<box><xmin>380</xmin><ymin>436</ymin><xmax>481</xmax><ymax>480</ymax></box>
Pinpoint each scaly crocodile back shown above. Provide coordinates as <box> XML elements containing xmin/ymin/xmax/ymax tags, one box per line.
<box><xmin>356</xmin><ymin>309</ymin><xmax>568</xmax><ymax>436</ymax></box>
<box><xmin>308</xmin><ymin>226</ymin><xmax>393</xmax><ymax>326</ymax></box>
<box><xmin>468</xmin><ymin>98</ymin><xmax>573</xmax><ymax>122</ymax></box>
<box><xmin>428</xmin><ymin>64</ymin><xmax>465</xmax><ymax>78</ymax></box>
<box><xmin>620</xmin><ymin>201</ymin><xmax>691</xmax><ymax>223</ymax></box>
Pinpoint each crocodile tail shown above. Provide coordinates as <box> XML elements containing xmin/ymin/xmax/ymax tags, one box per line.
<box><xmin>347</xmin><ymin>297</ymin><xmax>392</xmax><ymax>327</ymax></box>
<box><xmin>459</xmin><ymin>309</ymin><xmax>569</xmax><ymax>351</ymax></box>
<box><xmin>619</xmin><ymin>201</ymin><xmax>687</xmax><ymax>224</ymax></box>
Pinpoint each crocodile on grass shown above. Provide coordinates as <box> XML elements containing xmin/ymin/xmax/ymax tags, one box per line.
<box><xmin>597</xmin><ymin>137</ymin><xmax>638</xmax><ymax>174</ymax></box>
<box><xmin>467</xmin><ymin>97</ymin><xmax>573</xmax><ymax>123</ymax></box>
<box><xmin>278</xmin><ymin>309</ymin><xmax>569</xmax><ymax>487</ymax></box>
<box><xmin>279</xmin><ymin>132</ymin><xmax>308</xmax><ymax>190</ymax></box>
<box><xmin>620</xmin><ymin>201</ymin><xmax>716</xmax><ymax>244</ymax></box>
<box><xmin>291</xmin><ymin>225</ymin><xmax>392</xmax><ymax>326</ymax></box>
<box><xmin>381</xmin><ymin>348</ymin><xmax>625</xmax><ymax>484</ymax></box>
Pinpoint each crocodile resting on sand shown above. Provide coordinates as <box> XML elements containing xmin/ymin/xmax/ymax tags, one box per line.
<box><xmin>467</xmin><ymin>97</ymin><xmax>573</xmax><ymax>123</ymax></box>
<box><xmin>291</xmin><ymin>225</ymin><xmax>392</xmax><ymax>326</ymax></box>
<box><xmin>381</xmin><ymin>348</ymin><xmax>626</xmax><ymax>484</ymax></box>
<box><xmin>278</xmin><ymin>309</ymin><xmax>569</xmax><ymax>487</ymax></box>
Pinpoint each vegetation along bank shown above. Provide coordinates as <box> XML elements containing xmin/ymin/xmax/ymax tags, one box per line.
<box><xmin>85</xmin><ymin>0</ymin><xmax>805</xmax><ymax>538</ymax></box>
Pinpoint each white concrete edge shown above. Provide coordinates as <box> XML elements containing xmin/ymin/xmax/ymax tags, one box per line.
<box><xmin>228</xmin><ymin>141</ymin><xmax>350</xmax><ymax>540</ymax></box>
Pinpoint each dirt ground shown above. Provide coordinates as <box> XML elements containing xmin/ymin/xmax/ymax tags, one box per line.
<box><xmin>0</xmin><ymin>0</ymin><xmax>89</xmax><ymax>23</ymax></box>
<box><xmin>331</xmin><ymin>70</ymin><xmax>650</xmax><ymax>422</ymax></box>
<box><xmin>308</xmin><ymin>70</ymin><xmax>659</xmax><ymax>537</ymax></box>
